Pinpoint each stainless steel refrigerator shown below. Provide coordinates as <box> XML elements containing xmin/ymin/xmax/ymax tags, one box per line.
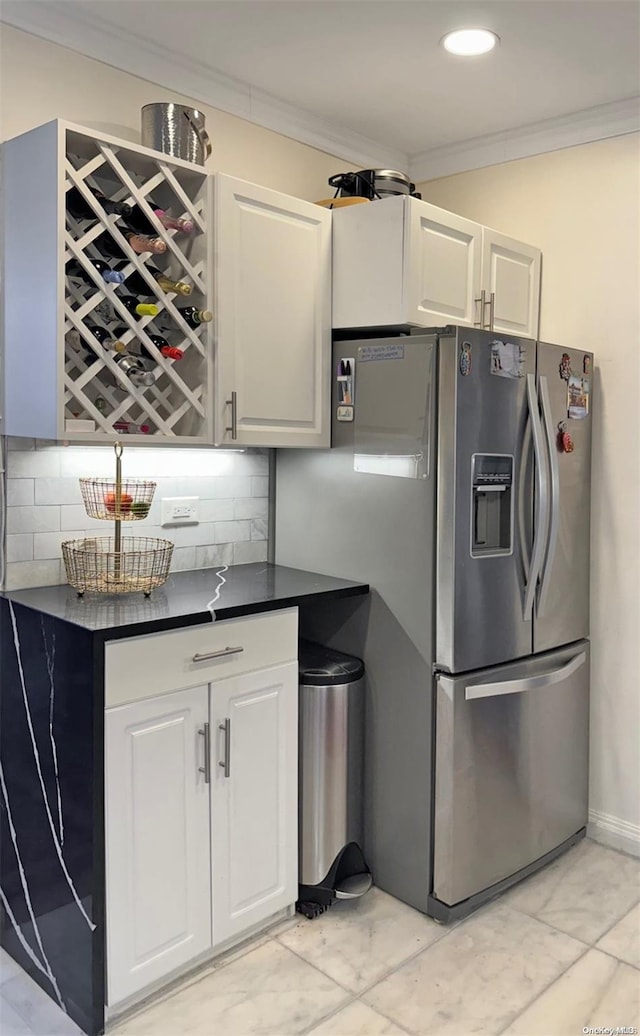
<box><xmin>276</xmin><ymin>327</ymin><xmax>593</xmax><ymax>921</ymax></box>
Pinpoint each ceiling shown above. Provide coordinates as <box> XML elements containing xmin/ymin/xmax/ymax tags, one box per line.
<box><xmin>3</xmin><ymin>0</ymin><xmax>640</xmax><ymax>178</ymax></box>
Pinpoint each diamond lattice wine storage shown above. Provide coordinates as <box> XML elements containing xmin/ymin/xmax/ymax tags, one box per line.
<box><xmin>2</xmin><ymin>120</ymin><xmax>213</xmax><ymax>443</ymax></box>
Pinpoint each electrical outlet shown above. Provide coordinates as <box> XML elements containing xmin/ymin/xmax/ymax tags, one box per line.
<box><xmin>161</xmin><ymin>497</ymin><xmax>199</xmax><ymax>526</ymax></box>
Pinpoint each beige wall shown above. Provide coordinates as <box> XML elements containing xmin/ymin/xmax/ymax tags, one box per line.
<box><xmin>419</xmin><ymin>135</ymin><xmax>640</xmax><ymax>840</ymax></box>
<box><xmin>2</xmin><ymin>26</ymin><xmax>637</xmax><ymax>840</ymax></box>
<box><xmin>0</xmin><ymin>24</ymin><xmax>352</xmax><ymax>199</ymax></box>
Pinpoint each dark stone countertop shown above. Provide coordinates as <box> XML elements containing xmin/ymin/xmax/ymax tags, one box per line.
<box><xmin>2</xmin><ymin>563</ymin><xmax>369</xmax><ymax>640</ymax></box>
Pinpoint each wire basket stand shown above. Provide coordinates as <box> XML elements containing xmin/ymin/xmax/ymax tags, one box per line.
<box><xmin>62</xmin><ymin>442</ymin><xmax>174</xmax><ymax>596</ymax></box>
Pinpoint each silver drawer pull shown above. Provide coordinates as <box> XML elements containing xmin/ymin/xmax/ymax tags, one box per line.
<box><xmin>192</xmin><ymin>646</ymin><xmax>244</xmax><ymax>663</ymax></box>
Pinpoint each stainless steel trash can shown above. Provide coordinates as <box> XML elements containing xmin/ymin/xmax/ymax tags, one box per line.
<box><xmin>298</xmin><ymin>641</ymin><xmax>371</xmax><ymax>917</ymax></box>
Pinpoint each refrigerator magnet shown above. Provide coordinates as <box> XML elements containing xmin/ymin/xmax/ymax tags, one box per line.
<box><xmin>557</xmin><ymin>422</ymin><xmax>575</xmax><ymax>453</ymax></box>
<box><xmin>337</xmin><ymin>405</ymin><xmax>354</xmax><ymax>422</ymax></box>
<box><xmin>567</xmin><ymin>374</ymin><xmax>589</xmax><ymax>420</ymax></box>
<box><xmin>559</xmin><ymin>353</ymin><xmax>572</xmax><ymax>381</ymax></box>
<box><xmin>583</xmin><ymin>355</ymin><xmax>592</xmax><ymax>375</ymax></box>
<box><xmin>459</xmin><ymin>342</ymin><xmax>472</xmax><ymax>376</ymax></box>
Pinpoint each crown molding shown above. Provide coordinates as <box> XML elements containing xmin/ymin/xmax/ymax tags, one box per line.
<box><xmin>0</xmin><ymin>2</ymin><xmax>408</xmax><ymax>171</ymax></box>
<box><xmin>410</xmin><ymin>96</ymin><xmax>640</xmax><ymax>183</ymax></box>
<box><xmin>3</xmin><ymin>5</ymin><xmax>637</xmax><ymax>183</ymax></box>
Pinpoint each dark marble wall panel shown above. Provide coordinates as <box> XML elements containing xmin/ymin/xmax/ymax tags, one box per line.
<box><xmin>0</xmin><ymin>599</ymin><xmax>104</xmax><ymax>1035</ymax></box>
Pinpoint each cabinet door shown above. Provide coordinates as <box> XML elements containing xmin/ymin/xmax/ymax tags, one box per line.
<box><xmin>482</xmin><ymin>229</ymin><xmax>541</xmax><ymax>339</ymax></box>
<box><xmin>405</xmin><ymin>200</ymin><xmax>482</xmax><ymax>327</ymax></box>
<box><xmin>105</xmin><ymin>685</ymin><xmax>211</xmax><ymax>1005</ymax></box>
<box><xmin>210</xmin><ymin>662</ymin><xmax>298</xmax><ymax>945</ymax></box>
<box><xmin>215</xmin><ymin>174</ymin><xmax>331</xmax><ymax>448</ymax></box>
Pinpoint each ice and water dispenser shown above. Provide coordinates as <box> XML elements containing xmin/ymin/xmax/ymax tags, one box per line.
<box><xmin>471</xmin><ymin>454</ymin><xmax>514</xmax><ymax>557</ymax></box>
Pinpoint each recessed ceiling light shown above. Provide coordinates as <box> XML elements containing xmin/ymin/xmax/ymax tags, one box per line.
<box><xmin>441</xmin><ymin>28</ymin><xmax>499</xmax><ymax>56</ymax></box>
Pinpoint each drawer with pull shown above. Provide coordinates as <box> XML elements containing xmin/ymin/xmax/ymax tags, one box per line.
<box><xmin>104</xmin><ymin>608</ymin><xmax>298</xmax><ymax>708</ymax></box>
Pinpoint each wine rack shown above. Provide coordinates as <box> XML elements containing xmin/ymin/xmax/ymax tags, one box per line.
<box><xmin>3</xmin><ymin>120</ymin><xmax>213</xmax><ymax>442</ymax></box>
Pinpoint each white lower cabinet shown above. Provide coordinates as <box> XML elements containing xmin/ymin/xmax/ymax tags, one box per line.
<box><xmin>210</xmin><ymin>662</ymin><xmax>298</xmax><ymax>945</ymax></box>
<box><xmin>105</xmin><ymin>612</ymin><xmax>299</xmax><ymax>1006</ymax></box>
<box><xmin>105</xmin><ymin>684</ymin><xmax>212</xmax><ymax>1006</ymax></box>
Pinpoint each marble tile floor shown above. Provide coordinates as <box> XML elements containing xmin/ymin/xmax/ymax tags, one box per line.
<box><xmin>1</xmin><ymin>838</ymin><xmax>638</xmax><ymax>1036</ymax></box>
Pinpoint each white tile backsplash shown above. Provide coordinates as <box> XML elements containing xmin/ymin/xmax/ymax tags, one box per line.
<box><xmin>33</xmin><ymin>531</ymin><xmax>86</xmax><ymax>560</ymax></box>
<box><xmin>252</xmin><ymin>476</ymin><xmax>269</xmax><ymax>497</ymax></box>
<box><xmin>209</xmin><ymin>476</ymin><xmax>253</xmax><ymax>499</ymax></box>
<box><xmin>6</xmin><ymin>534</ymin><xmax>34</xmax><ymax>563</ymax></box>
<box><xmin>7</xmin><ymin>505</ymin><xmax>61</xmax><ymax>534</ymax></box>
<box><xmin>234</xmin><ymin>497</ymin><xmax>269</xmax><ymax>520</ymax></box>
<box><xmin>195</xmin><ymin>543</ymin><xmax>235</xmax><ymax>568</ymax></box>
<box><xmin>3</xmin><ymin>439</ymin><xmax>271</xmax><ymax>590</ymax></box>
<box><xmin>6</xmin><ymin>479</ymin><xmax>34</xmax><ymax>506</ymax></box>
<box><xmin>251</xmin><ymin>519</ymin><xmax>268</xmax><ymax>541</ymax></box>
<box><xmin>7</xmin><ymin>450</ymin><xmax>61</xmax><ymax>478</ymax></box>
<box><xmin>233</xmin><ymin>541</ymin><xmax>269</xmax><ymax>565</ymax></box>
<box><xmin>5</xmin><ymin>560</ymin><xmax>65</xmax><ymax>590</ymax></box>
<box><xmin>34</xmin><ymin>478</ymin><xmax>84</xmax><ymax>506</ymax></box>
<box><xmin>198</xmin><ymin>499</ymin><xmax>235</xmax><ymax>522</ymax></box>
<box><xmin>60</xmin><ymin>505</ymin><xmax>94</xmax><ymax>530</ymax></box>
<box><xmin>213</xmin><ymin>520</ymin><xmax>251</xmax><ymax>544</ymax></box>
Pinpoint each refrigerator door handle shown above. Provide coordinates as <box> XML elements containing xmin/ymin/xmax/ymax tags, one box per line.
<box><xmin>537</xmin><ymin>375</ymin><xmax>560</xmax><ymax>618</ymax></box>
<box><xmin>523</xmin><ymin>373</ymin><xmax>549</xmax><ymax>621</ymax></box>
<box><xmin>464</xmin><ymin>651</ymin><xmax>587</xmax><ymax>700</ymax></box>
<box><xmin>517</xmin><ymin>415</ymin><xmax>533</xmax><ymax>579</ymax></box>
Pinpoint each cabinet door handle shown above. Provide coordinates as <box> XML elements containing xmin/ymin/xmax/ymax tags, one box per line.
<box><xmin>225</xmin><ymin>390</ymin><xmax>237</xmax><ymax>440</ymax></box>
<box><xmin>219</xmin><ymin>718</ymin><xmax>231</xmax><ymax>778</ymax></box>
<box><xmin>474</xmin><ymin>289</ymin><xmax>486</xmax><ymax>327</ymax></box>
<box><xmin>198</xmin><ymin>723</ymin><xmax>211</xmax><ymax>783</ymax></box>
<box><xmin>192</xmin><ymin>646</ymin><xmax>244</xmax><ymax>663</ymax></box>
<box><xmin>482</xmin><ymin>291</ymin><xmax>493</xmax><ymax>330</ymax></box>
<box><xmin>488</xmin><ymin>291</ymin><xmax>495</xmax><ymax>330</ymax></box>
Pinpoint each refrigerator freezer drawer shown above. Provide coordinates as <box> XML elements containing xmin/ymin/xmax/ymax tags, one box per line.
<box><xmin>433</xmin><ymin>642</ymin><xmax>589</xmax><ymax>907</ymax></box>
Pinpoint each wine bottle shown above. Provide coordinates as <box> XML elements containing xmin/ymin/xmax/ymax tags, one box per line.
<box><xmin>66</xmin><ymin>258</ymin><xmax>125</xmax><ymax>286</ymax></box>
<box><xmin>95</xmin><ymin>231</ymin><xmax>167</xmax><ymax>258</ymax></box>
<box><xmin>126</xmin><ymin>203</ymin><xmax>194</xmax><ymax>236</ymax></box>
<box><xmin>113</xmin><ymin>420</ymin><xmax>152</xmax><ymax>435</ymax></box>
<box><xmin>178</xmin><ymin>307</ymin><xmax>213</xmax><ymax>329</ymax></box>
<box><xmin>142</xmin><ymin>335</ymin><xmax>184</xmax><ymax>361</ymax></box>
<box><xmin>66</xmin><ymin>186</ymin><xmax>132</xmax><ymax>222</ymax></box>
<box><xmin>121</xmin><ymin>265</ymin><xmax>192</xmax><ymax>297</ymax></box>
<box><xmin>84</xmin><ymin>324</ymin><xmax>127</xmax><ymax>353</ymax></box>
<box><xmin>118</xmin><ymin>295</ymin><xmax>159</xmax><ymax>319</ymax></box>
<box><xmin>113</xmin><ymin>353</ymin><xmax>156</xmax><ymax>388</ymax></box>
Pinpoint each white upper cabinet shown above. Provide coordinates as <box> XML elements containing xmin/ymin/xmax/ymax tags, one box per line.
<box><xmin>215</xmin><ymin>174</ymin><xmax>331</xmax><ymax>448</ymax></box>
<box><xmin>404</xmin><ymin>200</ymin><xmax>483</xmax><ymax>327</ymax></box>
<box><xmin>332</xmin><ymin>196</ymin><xmax>482</xmax><ymax>329</ymax></box>
<box><xmin>481</xmin><ymin>229</ymin><xmax>541</xmax><ymax>340</ymax></box>
<box><xmin>332</xmin><ymin>196</ymin><xmax>541</xmax><ymax>337</ymax></box>
<box><xmin>105</xmin><ymin>684</ymin><xmax>211</xmax><ymax>1005</ymax></box>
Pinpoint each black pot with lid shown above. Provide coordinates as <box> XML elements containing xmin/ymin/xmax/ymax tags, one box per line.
<box><xmin>328</xmin><ymin>168</ymin><xmax>421</xmax><ymax>200</ymax></box>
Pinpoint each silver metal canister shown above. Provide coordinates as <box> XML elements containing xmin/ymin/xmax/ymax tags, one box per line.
<box><xmin>141</xmin><ymin>103</ymin><xmax>212</xmax><ymax>166</ymax></box>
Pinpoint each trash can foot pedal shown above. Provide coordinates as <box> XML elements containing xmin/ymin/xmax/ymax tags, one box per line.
<box><xmin>296</xmin><ymin>899</ymin><xmax>333</xmax><ymax>920</ymax></box>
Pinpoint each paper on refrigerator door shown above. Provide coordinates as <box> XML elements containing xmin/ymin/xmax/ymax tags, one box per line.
<box><xmin>490</xmin><ymin>340</ymin><xmax>525</xmax><ymax>379</ymax></box>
